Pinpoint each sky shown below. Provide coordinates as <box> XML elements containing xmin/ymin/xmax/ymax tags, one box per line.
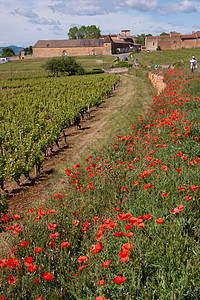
<box><xmin>0</xmin><ymin>0</ymin><xmax>200</xmax><ymax>47</ymax></box>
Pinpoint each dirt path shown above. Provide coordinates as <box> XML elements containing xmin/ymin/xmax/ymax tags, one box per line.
<box><xmin>4</xmin><ymin>74</ymin><xmax>131</xmax><ymax>214</ymax></box>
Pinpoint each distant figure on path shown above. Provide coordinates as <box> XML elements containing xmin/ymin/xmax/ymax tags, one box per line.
<box><xmin>190</xmin><ymin>56</ymin><xmax>197</xmax><ymax>72</ymax></box>
<box><xmin>155</xmin><ymin>64</ymin><xmax>158</xmax><ymax>70</ymax></box>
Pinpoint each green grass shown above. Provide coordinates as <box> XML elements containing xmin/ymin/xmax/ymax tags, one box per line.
<box><xmin>0</xmin><ymin>56</ymin><xmax>115</xmax><ymax>80</ymax></box>
<box><xmin>132</xmin><ymin>47</ymin><xmax>200</xmax><ymax>70</ymax></box>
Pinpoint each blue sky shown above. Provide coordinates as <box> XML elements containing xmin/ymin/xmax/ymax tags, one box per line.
<box><xmin>0</xmin><ymin>0</ymin><xmax>200</xmax><ymax>47</ymax></box>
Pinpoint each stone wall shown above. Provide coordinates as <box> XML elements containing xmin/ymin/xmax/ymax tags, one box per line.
<box><xmin>148</xmin><ymin>72</ymin><xmax>166</xmax><ymax>95</ymax></box>
<box><xmin>33</xmin><ymin>45</ymin><xmax>113</xmax><ymax>58</ymax></box>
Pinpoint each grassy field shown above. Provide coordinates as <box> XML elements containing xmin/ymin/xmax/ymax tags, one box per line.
<box><xmin>0</xmin><ymin>55</ymin><xmax>116</xmax><ymax>79</ymax></box>
<box><xmin>132</xmin><ymin>47</ymin><xmax>200</xmax><ymax>70</ymax></box>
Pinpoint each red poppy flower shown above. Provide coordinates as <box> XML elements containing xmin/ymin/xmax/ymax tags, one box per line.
<box><xmin>133</xmin><ymin>181</ymin><xmax>139</xmax><ymax>186</ymax></box>
<box><xmin>91</xmin><ymin>242</ymin><xmax>103</xmax><ymax>254</ymax></box>
<box><xmin>126</xmin><ymin>232</ymin><xmax>133</xmax><ymax>238</ymax></box>
<box><xmin>97</xmin><ymin>280</ymin><xmax>105</xmax><ymax>286</ymax></box>
<box><xmin>73</xmin><ymin>220</ymin><xmax>80</xmax><ymax>226</ymax></box>
<box><xmin>7</xmin><ymin>258</ymin><xmax>20</xmax><ymax>270</ymax></box>
<box><xmin>8</xmin><ymin>274</ymin><xmax>16</xmax><ymax>285</ymax></box>
<box><xmin>119</xmin><ymin>250</ymin><xmax>129</xmax><ymax>259</ymax></box>
<box><xmin>61</xmin><ymin>242</ymin><xmax>69</xmax><ymax>248</ymax></box>
<box><xmin>28</xmin><ymin>264</ymin><xmax>39</xmax><ymax>272</ymax></box>
<box><xmin>25</xmin><ymin>257</ymin><xmax>33</xmax><ymax>267</ymax></box>
<box><xmin>140</xmin><ymin>214</ymin><xmax>152</xmax><ymax>220</ymax></box>
<box><xmin>34</xmin><ymin>247</ymin><xmax>42</xmax><ymax>254</ymax></box>
<box><xmin>185</xmin><ymin>195</ymin><xmax>192</xmax><ymax>201</ymax></box>
<box><xmin>161</xmin><ymin>193</ymin><xmax>168</xmax><ymax>197</ymax></box>
<box><xmin>1</xmin><ymin>296</ymin><xmax>5</xmax><ymax>300</ymax></box>
<box><xmin>113</xmin><ymin>276</ymin><xmax>126</xmax><ymax>284</ymax></box>
<box><xmin>1</xmin><ymin>214</ymin><xmax>8</xmax><ymax>223</ymax></box>
<box><xmin>47</xmin><ymin>209</ymin><xmax>56</xmax><ymax>215</ymax></box>
<box><xmin>122</xmin><ymin>243</ymin><xmax>133</xmax><ymax>251</ymax></box>
<box><xmin>102</xmin><ymin>260</ymin><xmax>111</xmax><ymax>268</ymax></box>
<box><xmin>20</xmin><ymin>241</ymin><xmax>29</xmax><ymax>248</ymax></box>
<box><xmin>93</xmin><ymin>216</ymin><xmax>100</xmax><ymax>221</ymax></box>
<box><xmin>122</xmin><ymin>186</ymin><xmax>127</xmax><ymax>191</ymax></box>
<box><xmin>35</xmin><ymin>297</ymin><xmax>42</xmax><ymax>300</ymax></box>
<box><xmin>124</xmin><ymin>225</ymin><xmax>132</xmax><ymax>230</ymax></box>
<box><xmin>41</xmin><ymin>272</ymin><xmax>53</xmax><ymax>281</ymax></box>
<box><xmin>78</xmin><ymin>265</ymin><xmax>86</xmax><ymax>271</ymax></box>
<box><xmin>95</xmin><ymin>297</ymin><xmax>107</xmax><ymax>300</ymax></box>
<box><xmin>35</xmin><ymin>279</ymin><xmax>40</xmax><ymax>283</ymax></box>
<box><xmin>178</xmin><ymin>186</ymin><xmax>186</xmax><ymax>191</ymax></box>
<box><xmin>48</xmin><ymin>223</ymin><xmax>57</xmax><ymax>230</ymax></box>
<box><xmin>176</xmin><ymin>168</ymin><xmax>181</xmax><ymax>172</ymax></box>
<box><xmin>189</xmin><ymin>185</ymin><xmax>198</xmax><ymax>191</ymax></box>
<box><xmin>113</xmin><ymin>232</ymin><xmax>124</xmax><ymax>237</ymax></box>
<box><xmin>11</xmin><ymin>214</ymin><xmax>20</xmax><ymax>220</ymax></box>
<box><xmin>156</xmin><ymin>218</ymin><xmax>164</xmax><ymax>224</ymax></box>
<box><xmin>161</xmin><ymin>165</ymin><xmax>168</xmax><ymax>171</ymax></box>
<box><xmin>0</xmin><ymin>259</ymin><xmax>7</xmax><ymax>268</ymax></box>
<box><xmin>78</xmin><ymin>256</ymin><xmax>87</xmax><ymax>263</ymax></box>
<box><xmin>50</xmin><ymin>232</ymin><xmax>59</xmax><ymax>239</ymax></box>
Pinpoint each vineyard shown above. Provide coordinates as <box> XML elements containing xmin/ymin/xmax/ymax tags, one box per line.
<box><xmin>0</xmin><ymin>73</ymin><xmax>119</xmax><ymax>197</ymax></box>
<box><xmin>133</xmin><ymin>47</ymin><xmax>200</xmax><ymax>69</ymax></box>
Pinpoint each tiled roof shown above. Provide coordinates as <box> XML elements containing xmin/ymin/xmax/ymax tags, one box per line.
<box><xmin>181</xmin><ymin>34</ymin><xmax>196</xmax><ymax>39</ymax></box>
<box><xmin>33</xmin><ymin>39</ymin><xmax>105</xmax><ymax>48</ymax></box>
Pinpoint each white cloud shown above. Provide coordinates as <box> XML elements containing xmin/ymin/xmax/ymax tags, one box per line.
<box><xmin>28</xmin><ymin>17</ymin><xmax>61</xmax><ymax>26</ymax></box>
<box><xmin>173</xmin><ymin>0</ymin><xmax>197</xmax><ymax>13</ymax></box>
<box><xmin>11</xmin><ymin>8</ymin><xmax>38</xmax><ymax>18</ymax></box>
<box><xmin>49</xmin><ymin>0</ymin><xmax>103</xmax><ymax>16</ymax></box>
<box><xmin>125</xmin><ymin>0</ymin><xmax>159</xmax><ymax>12</ymax></box>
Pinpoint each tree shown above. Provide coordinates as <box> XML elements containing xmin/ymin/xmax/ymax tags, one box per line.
<box><xmin>1</xmin><ymin>47</ymin><xmax>15</xmax><ymax>57</ymax></box>
<box><xmin>68</xmin><ymin>25</ymin><xmax>101</xmax><ymax>39</ymax></box>
<box><xmin>160</xmin><ymin>32</ymin><xmax>169</xmax><ymax>36</ymax></box>
<box><xmin>24</xmin><ymin>46</ymin><xmax>33</xmax><ymax>55</ymax></box>
<box><xmin>135</xmin><ymin>34</ymin><xmax>146</xmax><ymax>46</ymax></box>
<box><xmin>44</xmin><ymin>56</ymin><xmax>85</xmax><ymax>76</ymax></box>
<box><xmin>68</xmin><ymin>26</ymin><xmax>79</xmax><ymax>39</ymax></box>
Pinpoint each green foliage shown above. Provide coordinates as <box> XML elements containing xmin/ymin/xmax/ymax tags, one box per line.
<box><xmin>115</xmin><ymin>61</ymin><xmax>132</xmax><ymax>68</ymax></box>
<box><xmin>1</xmin><ymin>47</ymin><xmax>15</xmax><ymax>57</ymax></box>
<box><xmin>24</xmin><ymin>46</ymin><xmax>33</xmax><ymax>55</ymax></box>
<box><xmin>173</xmin><ymin>61</ymin><xmax>183</xmax><ymax>69</ymax></box>
<box><xmin>68</xmin><ymin>25</ymin><xmax>101</xmax><ymax>39</ymax></box>
<box><xmin>135</xmin><ymin>34</ymin><xmax>146</xmax><ymax>46</ymax></box>
<box><xmin>160</xmin><ymin>32</ymin><xmax>169</xmax><ymax>36</ymax></box>
<box><xmin>0</xmin><ymin>191</ymin><xmax>8</xmax><ymax>215</ymax></box>
<box><xmin>44</xmin><ymin>56</ymin><xmax>85</xmax><ymax>76</ymax></box>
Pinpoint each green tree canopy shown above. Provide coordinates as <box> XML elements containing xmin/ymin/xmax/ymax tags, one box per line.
<box><xmin>44</xmin><ymin>56</ymin><xmax>85</xmax><ymax>77</ymax></box>
<box><xmin>1</xmin><ymin>47</ymin><xmax>15</xmax><ymax>57</ymax></box>
<box><xmin>68</xmin><ymin>25</ymin><xmax>101</xmax><ymax>39</ymax></box>
<box><xmin>135</xmin><ymin>34</ymin><xmax>146</xmax><ymax>46</ymax></box>
<box><xmin>160</xmin><ymin>32</ymin><xmax>169</xmax><ymax>36</ymax></box>
<box><xmin>24</xmin><ymin>46</ymin><xmax>33</xmax><ymax>54</ymax></box>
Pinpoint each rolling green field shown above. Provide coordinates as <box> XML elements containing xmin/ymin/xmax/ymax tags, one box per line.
<box><xmin>0</xmin><ymin>55</ymin><xmax>116</xmax><ymax>79</ymax></box>
<box><xmin>132</xmin><ymin>47</ymin><xmax>200</xmax><ymax>70</ymax></box>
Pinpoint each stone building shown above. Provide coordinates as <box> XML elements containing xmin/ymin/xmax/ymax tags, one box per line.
<box><xmin>33</xmin><ymin>30</ymin><xmax>139</xmax><ymax>58</ymax></box>
<box><xmin>145</xmin><ymin>31</ymin><xmax>200</xmax><ymax>51</ymax></box>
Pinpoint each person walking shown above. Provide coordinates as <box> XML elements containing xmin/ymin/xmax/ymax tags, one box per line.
<box><xmin>190</xmin><ymin>56</ymin><xmax>197</xmax><ymax>72</ymax></box>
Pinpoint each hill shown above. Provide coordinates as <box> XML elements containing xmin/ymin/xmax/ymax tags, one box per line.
<box><xmin>0</xmin><ymin>45</ymin><xmax>24</xmax><ymax>56</ymax></box>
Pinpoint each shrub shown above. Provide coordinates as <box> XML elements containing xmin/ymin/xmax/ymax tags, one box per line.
<box><xmin>115</xmin><ymin>61</ymin><xmax>133</xmax><ymax>68</ymax></box>
<box><xmin>44</xmin><ymin>56</ymin><xmax>85</xmax><ymax>76</ymax></box>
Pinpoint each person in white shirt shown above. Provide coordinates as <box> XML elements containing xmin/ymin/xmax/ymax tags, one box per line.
<box><xmin>190</xmin><ymin>56</ymin><xmax>197</xmax><ymax>72</ymax></box>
